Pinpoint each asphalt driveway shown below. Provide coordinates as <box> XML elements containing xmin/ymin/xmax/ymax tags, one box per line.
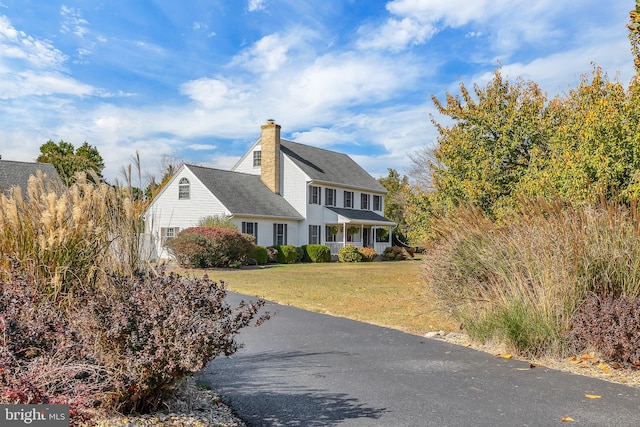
<box><xmin>198</xmin><ymin>292</ymin><xmax>640</xmax><ymax>427</ymax></box>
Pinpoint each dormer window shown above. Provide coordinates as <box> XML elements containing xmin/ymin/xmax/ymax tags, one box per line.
<box><xmin>253</xmin><ymin>150</ymin><xmax>262</xmax><ymax>167</ymax></box>
<box><xmin>178</xmin><ymin>177</ymin><xmax>190</xmax><ymax>200</ymax></box>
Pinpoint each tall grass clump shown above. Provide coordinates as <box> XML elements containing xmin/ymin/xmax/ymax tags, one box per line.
<box><xmin>0</xmin><ymin>172</ymin><xmax>268</xmax><ymax>424</ymax></box>
<box><xmin>0</xmin><ymin>172</ymin><xmax>141</xmax><ymax>303</ymax></box>
<box><xmin>422</xmin><ymin>196</ymin><xmax>640</xmax><ymax>357</ymax></box>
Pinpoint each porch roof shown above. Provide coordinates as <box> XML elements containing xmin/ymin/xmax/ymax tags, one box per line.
<box><xmin>324</xmin><ymin>207</ymin><xmax>395</xmax><ymax>226</ymax></box>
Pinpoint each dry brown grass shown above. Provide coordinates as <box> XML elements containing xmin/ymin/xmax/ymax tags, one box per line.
<box><xmin>174</xmin><ymin>259</ymin><xmax>459</xmax><ymax>336</ymax></box>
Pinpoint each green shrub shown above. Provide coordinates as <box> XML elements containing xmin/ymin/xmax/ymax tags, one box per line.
<box><xmin>165</xmin><ymin>227</ymin><xmax>255</xmax><ymax>268</ymax></box>
<box><xmin>271</xmin><ymin>245</ymin><xmax>298</xmax><ymax>264</ymax></box>
<box><xmin>358</xmin><ymin>247</ymin><xmax>378</xmax><ymax>262</ymax></box>
<box><xmin>338</xmin><ymin>245</ymin><xmax>362</xmax><ymax>262</ymax></box>
<box><xmin>302</xmin><ymin>244</ymin><xmax>331</xmax><ymax>263</ymax></box>
<box><xmin>254</xmin><ymin>246</ymin><xmax>268</xmax><ymax>265</ymax></box>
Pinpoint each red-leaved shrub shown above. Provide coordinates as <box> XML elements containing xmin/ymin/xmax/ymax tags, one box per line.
<box><xmin>568</xmin><ymin>293</ymin><xmax>640</xmax><ymax>368</ymax></box>
<box><xmin>1</xmin><ymin>268</ymin><xmax>269</xmax><ymax>422</ymax></box>
<box><xmin>165</xmin><ymin>227</ymin><xmax>255</xmax><ymax>268</ymax></box>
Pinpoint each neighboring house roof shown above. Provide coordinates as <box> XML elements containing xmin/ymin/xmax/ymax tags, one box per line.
<box><xmin>187</xmin><ymin>165</ymin><xmax>303</xmax><ymax>220</ymax></box>
<box><xmin>0</xmin><ymin>160</ymin><xmax>63</xmax><ymax>194</ymax></box>
<box><xmin>326</xmin><ymin>206</ymin><xmax>395</xmax><ymax>225</ymax></box>
<box><xmin>280</xmin><ymin>140</ymin><xmax>387</xmax><ymax>193</ymax></box>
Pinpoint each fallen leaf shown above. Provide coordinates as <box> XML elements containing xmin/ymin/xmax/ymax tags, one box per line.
<box><xmin>560</xmin><ymin>416</ymin><xmax>575</xmax><ymax>422</ymax></box>
<box><xmin>585</xmin><ymin>394</ymin><xmax>602</xmax><ymax>399</ymax></box>
<box><xmin>530</xmin><ymin>363</ymin><xmax>536</xmax><ymax>369</ymax></box>
<box><xmin>597</xmin><ymin>363</ymin><xmax>611</xmax><ymax>374</ymax></box>
<box><xmin>500</xmin><ymin>354</ymin><xmax>512</xmax><ymax>359</ymax></box>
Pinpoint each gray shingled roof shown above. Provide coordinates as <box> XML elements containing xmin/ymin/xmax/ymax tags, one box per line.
<box><xmin>187</xmin><ymin>165</ymin><xmax>303</xmax><ymax>219</ymax></box>
<box><xmin>0</xmin><ymin>160</ymin><xmax>63</xmax><ymax>194</ymax></box>
<box><xmin>326</xmin><ymin>206</ymin><xmax>395</xmax><ymax>224</ymax></box>
<box><xmin>280</xmin><ymin>140</ymin><xmax>387</xmax><ymax>193</ymax></box>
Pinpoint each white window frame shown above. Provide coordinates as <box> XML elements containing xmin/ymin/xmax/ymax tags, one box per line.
<box><xmin>344</xmin><ymin>191</ymin><xmax>354</xmax><ymax>208</ymax></box>
<box><xmin>161</xmin><ymin>227</ymin><xmax>180</xmax><ymax>246</ymax></box>
<box><xmin>309</xmin><ymin>225</ymin><xmax>321</xmax><ymax>244</ymax></box>
<box><xmin>373</xmin><ymin>195</ymin><xmax>382</xmax><ymax>211</ymax></box>
<box><xmin>361</xmin><ymin>193</ymin><xmax>370</xmax><ymax>210</ymax></box>
<box><xmin>242</xmin><ymin>221</ymin><xmax>258</xmax><ymax>243</ymax></box>
<box><xmin>253</xmin><ymin>150</ymin><xmax>262</xmax><ymax>167</ymax></box>
<box><xmin>309</xmin><ymin>185</ymin><xmax>321</xmax><ymax>205</ymax></box>
<box><xmin>273</xmin><ymin>223</ymin><xmax>288</xmax><ymax>245</ymax></box>
<box><xmin>178</xmin><ymin>178</ymin><xmax>190</xmax><ymax>200</ymax></box>
<box><xmin>325</xmin><ymin>188</ymin><xmax>336</xmax><ymax>206</ymax></box>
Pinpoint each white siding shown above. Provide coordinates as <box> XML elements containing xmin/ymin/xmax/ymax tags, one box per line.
<box><xmin>233</xmin><ymin>144</ymin><xmax>262</xmax><ymax>175</ymax></box>
<box><xmin>280</xmin><ymin>155</ymin><xmax>309</xmax><ymax>246</ymax></box>
<box><xmin>145</xmin><ymin>167</ymin><xmax>229</xmax><ymax>259</ymax></box>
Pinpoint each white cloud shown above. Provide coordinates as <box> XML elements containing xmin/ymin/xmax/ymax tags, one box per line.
<box><xmin>0</xmin><ymin>15</ymin><xmax>67</xmax><ymax>68</ymax></box>
<box><xmin>358</xmin><ymin>0</ymin><xmax>566</xmax><ymax>54</ymax></box>
<box><xmin>231</xmin><ymin>33</ymin><xmax>296</xmax><ymax>73</ymax></box>
<box><xmin>187</xmin><ymin>144</ymin><xmax>217</xmax><ymax>151</ymax></box>
<box><xmin>248</xmin><ymin>0</ymin><xmax>266</xmax><ymax>12</ymax></box>
<box><xmin>180</xmin><ymin>78</ymin><xmax>253</xmax><ymax>109</ymax></box>
<box><xmin>60</xmin><ymin>5</ymin><xmax>89</xmax><ymax>38</ymax></box>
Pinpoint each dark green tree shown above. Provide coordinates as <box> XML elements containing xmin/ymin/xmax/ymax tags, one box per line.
<box><xmin>378</xmin><ymin>168</ymin><xmax>410</xmax><ymax>244</ymax></box>
<box><xmin>37</xmin><ymin>140</ymin><xmax>105</xmax><ymax>185</ymax></box>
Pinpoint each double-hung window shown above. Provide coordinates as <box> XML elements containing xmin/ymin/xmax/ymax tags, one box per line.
<box><xmin>178</xmin><ymin>178</ymin><xmax>190</xmax><ymax>200</ymax></box>
<box><xmin>242</xmin><ymin>221</ymin><xmax>258</xmax><ymax>243</ymax></box>
<box><xmin>361</xmin><ymin>193</ymin><xmax>370</xmax><ymax>210</ymax></box>
<box><xmin>309</xmin><ymin>185</ymin><xmax>321</xmax><ymax>205</ymax></box>
<box><xmin>325</xmin><ymin>188</ymin><xmax>336</xmax><ymax>206</ymax></box>
<box><xmin>373</xmin><ymin>195</ymin><xmax>382</xmax><ymax>211</ymax></box>
<box><xmin>273</xmin><ymin>223</ymin><xmax>288</xmax><ymax>245</ymax></box>
<box><xmin>309</xmin><ymin>225</ymin><xmax>321</xmax><ymax>244</ymax></box>
<box><xmin>161</xmin><ymin>227</ymin><xmax>179</xmax><ymax>246</ymax></box>
<box><xmin>344</xmin><ymin>191</ymin><xmax>354</xmax><ymax>208</ymax></box>
<box><xmin>253</xmin><ymin>150</ymin><xmax>262</xmax><ymax>167</ymax></box>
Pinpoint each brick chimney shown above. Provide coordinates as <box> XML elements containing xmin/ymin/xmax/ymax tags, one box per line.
<box><xmin>260</xmin><ymin>119</ymin><xmax>281</xmax><ymax>194</ymax></box>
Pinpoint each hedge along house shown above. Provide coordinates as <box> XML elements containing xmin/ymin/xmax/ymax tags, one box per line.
<box><xmin>144</xmin><ymin>120</ymin><xmax>395</xmax><ymax>259</ymax></box>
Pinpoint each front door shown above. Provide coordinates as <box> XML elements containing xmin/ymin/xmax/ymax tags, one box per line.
<box><xmin>363</xmin><ymin>227</ymin><xmax>370</xmax><ymax>247</ymax></box>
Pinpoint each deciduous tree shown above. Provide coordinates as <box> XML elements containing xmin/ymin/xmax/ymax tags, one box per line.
<box><xmin>37</xmin><ymin>140</ymin><xmax>104</xmax><ymax>184</ymax></box>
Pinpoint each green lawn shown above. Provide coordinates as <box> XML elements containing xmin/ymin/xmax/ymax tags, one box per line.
<box><xmin>174</xmin><ymin>258</ymin><xmax>458</xmax><ymax>336</ymax></box>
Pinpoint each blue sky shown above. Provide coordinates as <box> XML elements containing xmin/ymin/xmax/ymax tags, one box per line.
<box><xmin>0</xmin><ymin>1</ymin><xmax>636</xmax><ymax>184</ymax></box>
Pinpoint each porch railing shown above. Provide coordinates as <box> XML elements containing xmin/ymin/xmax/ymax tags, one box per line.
<box><xmin>326</xmin><ymin>241</ymin><xmax>391</xmax><ymax>256</ymax></box>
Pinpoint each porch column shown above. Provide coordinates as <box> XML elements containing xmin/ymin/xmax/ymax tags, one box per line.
<box><xmin>342</xmin><ymin>223</ymin><xmax>346</xmax><ymax>246</ymax></box>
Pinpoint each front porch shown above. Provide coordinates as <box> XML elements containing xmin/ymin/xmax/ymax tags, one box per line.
<box><xmin>322</xmin><ymin>206</ymin><xmax>395</xmax><ymax>256</ymax></box>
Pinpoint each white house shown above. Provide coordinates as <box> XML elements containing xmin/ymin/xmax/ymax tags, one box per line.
<box><xmin>144</xmin><ymin>120</ymin><xmax>395</xmax><ymax>259</ymax></box>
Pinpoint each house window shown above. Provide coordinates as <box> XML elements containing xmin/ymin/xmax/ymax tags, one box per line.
<box><xmin>344</xmin><ymin>191</ymin><xmax>354</xmax><ymax>208</ymax></box>
<box><xmin>309</xmin><ymin>225</ymin><xmax>321</xmax><ymax>244</ymax></box>
<box><xmin>253</xmin><ymin>150</ymin><xmax>262</xmax><ymax>167</ymax></box>
<box><xmin>373</xmin><ymin>195</ymin><xmax>382</xmax><ymax>211</ymax></box>
<box><xmin>273</xmin><ymin>223</ymin><xmax>288</xmax><ymax>245</ymax></box>
<box><xmin>178</xmin><ymin>178</ymin><xmax>190</xmax><ymax>200</ymax></box>
<box><xmin>325</xmin><ymin>188</ymin><xmax>336</xmax><ymax>206</ymax></box>
<box><xmin>309</xmin><ymin>185</ymin><xmax>321</xmax><ymax>205</ymax></box>
<box><xmin>242</xmin><ymin>221</ymin><xmax>258</xmax><ymax>243</ymax></box>
<box><xmin>161</xmin><ymin>227</ymin><xmax>180</xmax><ymax>246</ymax></box>
<box><xmin>361</xmin><ymin>193</ymin><xmax>370</xmax><ymax>210</ymax></box>
<box><xmin>325</xmin><ymin>225</ymin><xmax>337</xmax><ymax>242</ymax></box>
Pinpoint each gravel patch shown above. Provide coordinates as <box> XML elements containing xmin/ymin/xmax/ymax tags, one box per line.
<box><xmin>90</xmin><ymin>378</ymin><xmax>246</xmax><ymax>427</ymax></box>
